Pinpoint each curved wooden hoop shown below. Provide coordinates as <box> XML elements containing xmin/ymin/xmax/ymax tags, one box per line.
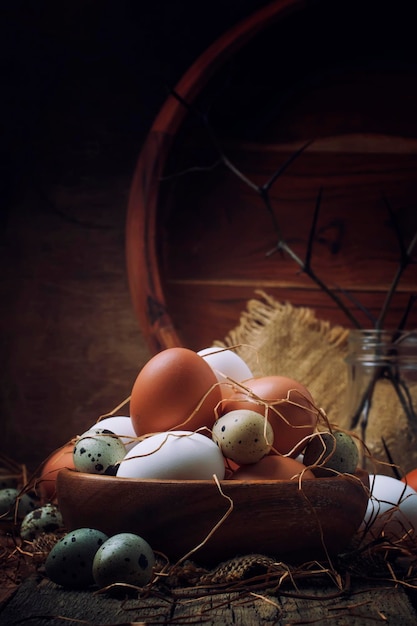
<box><xmin>126</xmin><ymin>0</ymin><xmax>309</xmax><ymax>353</ymax></box>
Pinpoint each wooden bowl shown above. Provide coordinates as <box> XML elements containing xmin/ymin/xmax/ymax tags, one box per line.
<box><xmin>57</xmin><ymin>468</ymin><xmax>369</xmax><ymax>566</ymax></box>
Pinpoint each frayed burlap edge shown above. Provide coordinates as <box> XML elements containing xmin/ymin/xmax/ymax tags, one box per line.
<box><xmin>215</xmin><ymin>290</ymin><xmax>350</xmax><ymax>427</ymax></box>
<box><xmin>214</xmin><ymin>290</ymin><xmax>417</xmax><ymax>474</ymax></box>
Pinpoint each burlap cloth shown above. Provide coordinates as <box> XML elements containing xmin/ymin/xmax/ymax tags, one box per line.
<box><xmin>216</xmin><ymin>291</ymin><xmax>417</xmax><ymax>476</ymax></box>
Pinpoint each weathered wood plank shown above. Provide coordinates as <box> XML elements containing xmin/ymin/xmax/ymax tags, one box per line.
<box><xmin>2</xmin><ymin>576</ymin><xmax>417</xmax><ymax>625</ymax></box>
<box><xmin>0</xmin><ymin>176</ymin><xmax>152</xmax><ymax>472</ymax></box>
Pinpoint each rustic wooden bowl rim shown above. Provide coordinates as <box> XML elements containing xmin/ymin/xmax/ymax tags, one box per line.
<box><xmin>59</xmin><ymin>467</ymin><xmax>369</xmax><ymax>487</ymax></box>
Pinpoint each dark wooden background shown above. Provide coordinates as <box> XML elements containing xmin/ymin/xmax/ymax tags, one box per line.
<box><xmin>0</xmin><ymin>0</ymin><xmax>271</xmax><ymax>471</ymax></box>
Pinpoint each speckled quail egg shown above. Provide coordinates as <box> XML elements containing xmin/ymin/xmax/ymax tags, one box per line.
<box><xmin>92</xmin><ymin>532</ymin><xmax>155</xmax><ymax>589</ymax></box>
<box><xmin>0</xmin><ymin>488</ymin><xmax>37</xmax><ymax>521</ymax></box>
<box><xmin>212</xmin><ymin>409</ymin><xmax>274</xmax><ymax>464</ymax></box>
<box><xmin>73</xmin><ymin>428</ymin><xmax>127</xmax><ymax>474</ymax></box>
<box><xmin>45</xmin><ymin>528</ymin><xmax>109</xmax><ymax>588</ymax></box>
<box><xmin>303</xmin><ymin>430</ymin><xmax>359</xmax><ymax>477</ymax></box>
<box><xmin>20</xmin><ymin>503</ymin><xmax>64</xmax><ymax>540</ymax></box>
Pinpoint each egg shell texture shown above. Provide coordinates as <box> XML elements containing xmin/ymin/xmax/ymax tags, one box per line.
<box><xmin>92</xmin><ymin>532</ymin><xmax>155</xmax><ymax>588</ymax></box>
<box><xmin>45</xmin><ymin>528</ymin><xmax>109</xmax><ymax>588</ymax></box>
<box><xmin>88</xmin><ymin>416</ymin><xmax>138</xmax><ymax>451</ymax></box>
<box><xmin>198</xmin><ymin>347</ymin><xmax>253</xmax><ymax>385</ymax></box>
<box><xmin>129</xmin><ymin>347</ymin><xmax>222</xmax><ymax>436</ymax></box>
<box><xmin>39</xmin><ymin>443</ymin><xmax>76</xmax><ymax>502</ymax></box>
<box><xmin>402</xmin><ymin>468</ymin><xmax>417</xmax><ymax>491</ymax></box>
<box><xmin>0</xmin><ymin>488</ymin><xmax>37</xmax><ymax>520</ymax></box>
<box><xmin>117</xmin><ymin>430</ymin><xmax>226</xmax><ymax>479</ymax></box>
<box><xmin>73</xmin><ymin>429</ymin><xmax>127</xmax><ymax>475</ymax></box>
<box><xmin>361</xmin><ymin>474</ymin><xmax>417</xmax><ymax>540</ymax></box>
<box><xmin>221</xmin><ymin>376</ymin><xmax>317</xmax><ymax>456</ymax></box>
<box><xmin>230</xmin><ymin>454</ymin><xmax>315</xmax><ymax>481</ymax></box>
<box><xmin>212</xmin><ymin>410</ymin><xmax>274</xmax><ymax>465</ymax></box>
<box><xmin>20</xmin><ymin>503</ymin><xmax>63</xmax><ymax>540</ymax></box>
<box><xmin>303</xmin><ymin>431</ymin><xmax>359</xmax><ymax>477</ymax></box>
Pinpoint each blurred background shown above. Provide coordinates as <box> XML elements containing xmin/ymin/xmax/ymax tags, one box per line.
<box><xmin>1</xmin><ymin>0</ymin><xmax>270</xmax><ymax>470</ymax></box>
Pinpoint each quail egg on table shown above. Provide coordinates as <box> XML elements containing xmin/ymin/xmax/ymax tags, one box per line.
<box><xmin>20</xmin><ymin>503</ymin><xmax>64</xmax><ymax>540</ymax></box>
<box><xmin>45</xmin><ymin>528</ymin><xmax>109</xmax><ymax>588</ymax></box>
<box><xmin>0</xmin><ymin>488</ymin><xmax>37</xmax><ymax>521</ymax></box>
<box><xmin>92</xmin><ymin>532</ymin><xmax>155</xmax><ymax>589</ymax></box>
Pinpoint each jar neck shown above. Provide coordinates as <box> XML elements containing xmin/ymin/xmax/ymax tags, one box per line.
<box><xmin>346</xmin><ymin>329</ymin><xmax>417</xmax><ymax>366</ymax></box>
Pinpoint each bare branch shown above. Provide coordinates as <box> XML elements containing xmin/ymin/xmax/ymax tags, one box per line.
<box><xmin>397</xmin><ymin>294</ymin><xmax>417</xmax><ymax>331</ymax></box>
<box><xmin>262</xmin><ymin>139</ymin><xmax>314</xmax><ymax>192</ymax></box>
<box><xmin>221</xmin><ymin>154</ymin><xmax>260</xmax><ymax>192</ymax></box>
<box><xmin>382</xmin><ymin>194</ymin><xmax>408</xmax><ymax>262</ymax></box>
<box><xmin>305</xmin><ymin>187</ymin><xmax>323</xmax><ymax>271</ymax></box>
<box><xmin>376</xmin><ymin>228</ymin><xmax>417</xmax><ymax>329</ymax></box>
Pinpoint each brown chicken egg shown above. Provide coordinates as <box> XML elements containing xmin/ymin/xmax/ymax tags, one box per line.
<box><xmin>130</xmin><ymin>347</ymin><xmax>222</xmax><ymax>437</ymax></box>
<box><xmin>38</xmin><ymin>442</ymin><xmax>76</xmax><ymax>502</ymax></box>
<box><xmin>230</xmin><ymin>454</ymin><xmax>315</xmax><ymax>481</ymax></box>
<box><xmin>221</xmin><ymin>376</ymin><xmax>317</xmax><ymax>457</ymax></box>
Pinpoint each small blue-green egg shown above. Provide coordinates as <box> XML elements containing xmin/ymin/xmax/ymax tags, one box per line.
<box><xmin>20</xmin><ymin>503</ymin><xmax>64</xmax><ymax>540</ymax></box>
<box><xmin>73</xmin><ymin>428</ymin><xmax>126</xmax><ymax>474</ymax></box>
<box><xmin>92</xmin><ymin>532</ymin><xmax>155</xmax><ymax>589</ymax></box>
<box><xmin>303</xmin><ymin>431</ymin><xmax>359</xmax><ymax>477</ymax></box>
<box><xmin>45</xmin><ymin>528</ymin><xmax>109</xmax><ymax>588</ymax></box>
<box><xmin>0</xmin><ymin>488</ymin><xmax>37</xmax><ymax>520</ymax></box>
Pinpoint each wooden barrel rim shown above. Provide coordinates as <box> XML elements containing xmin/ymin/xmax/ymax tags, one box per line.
<box><xmin>126</xmin><ymin>0</ymin><xmax>310</xmax><ymax>354</ymax></box>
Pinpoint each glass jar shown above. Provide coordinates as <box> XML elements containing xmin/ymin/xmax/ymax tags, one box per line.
<box><xmin>345</xmin><ymin>329</ymin><xmax>417</xmax><ymax>475</ymax></box>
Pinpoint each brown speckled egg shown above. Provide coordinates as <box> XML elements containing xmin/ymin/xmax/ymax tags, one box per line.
<box><xmin>130</xmin><ymin>347</ymin><xmax>222</xmax><ymax>437</ymax></box>
<box><xmin>221</xmin><ymin>376</ymin><xmax>317</xmax><ymax>457</ymax></box>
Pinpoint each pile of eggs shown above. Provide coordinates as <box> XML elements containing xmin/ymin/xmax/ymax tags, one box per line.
<box><xmin>44</xmin><ymin>528</ymin><xmax>155</xmax><ymax>589</ymax></box>
<box><xmin>25</xmin><ymin>345</ymin><xmax>417</xmax><ymax>575</ymax></box>
<box><xmin>3</xmin><ymin>345</ymin><xmax>417</xmax><ymax>592</ymax></box>
<box><xmin>43</xmin><ymin>346</ymin><xmax>330</xmax><ymax>485</ymax></box>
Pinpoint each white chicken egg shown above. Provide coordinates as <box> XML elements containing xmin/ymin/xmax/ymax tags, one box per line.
<box><xmin>116</xmin><ymin>430</ymin><xmax>225</xmax><ymax>480</ymax></box>
<box><xmin>198</xmin><ymin>347</ymin><xmax>253</xmax><ymax>385</ymax></box>
<box><xmin>88</xmin><ymin>416</ymin><xmax>138</xmax><ymax>451</ymax></box>
<box><xmin>361</xmin><ymin>474</ymin><xmax>417</xmax><ymax>540</ymax></box>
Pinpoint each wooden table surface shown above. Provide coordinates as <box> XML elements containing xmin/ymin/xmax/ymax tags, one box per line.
<box><xmin>2</xmin><ymin>574</ymin><xmax>417</xmax><ymax>625</ymax></box>
<box><xmin>2</xmin><ymin>560</ymin><xmax>417</xmax><ymax>625</ymax></box>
